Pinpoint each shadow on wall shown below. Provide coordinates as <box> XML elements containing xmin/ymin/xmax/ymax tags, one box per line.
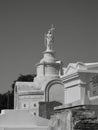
<box><xmin>39</xmin><ymin>101</ymin><xmax>62</xmax><ymax>119</ymax></box>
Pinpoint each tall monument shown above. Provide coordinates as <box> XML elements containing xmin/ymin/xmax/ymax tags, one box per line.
<box><xmin>14</xmin><ymin>26</ymin><xmax>64</xmax><ymax>118</ymax></box>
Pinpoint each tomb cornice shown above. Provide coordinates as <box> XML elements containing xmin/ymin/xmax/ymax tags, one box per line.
<box><xmin>61</xmin><ymin>72</ymin><xmax>79</xmax><ymax>82</ymax></box>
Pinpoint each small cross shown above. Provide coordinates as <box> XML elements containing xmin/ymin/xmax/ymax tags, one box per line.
<box><xmin>50</xmin><ymin>24</ymin><xmax>55</xmax><ymax>33</ymax></box>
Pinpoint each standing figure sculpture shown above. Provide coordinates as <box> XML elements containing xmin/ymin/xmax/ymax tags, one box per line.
<box><xmin>45</xmin><ymin>25</ymin><xmax>55</xmax><ymax>51</ymax></box>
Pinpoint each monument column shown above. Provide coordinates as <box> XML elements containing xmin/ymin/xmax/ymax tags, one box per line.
<box><xmin>35</xmin><ymin>25</ymin><xmax>62</xmax><ymax>78</ymax></box>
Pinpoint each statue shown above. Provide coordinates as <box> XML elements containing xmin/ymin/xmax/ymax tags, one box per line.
<box><xmin>45</xmin><ymin>25</ymin><xmax>55</xmax><ymax>51</ymax></box>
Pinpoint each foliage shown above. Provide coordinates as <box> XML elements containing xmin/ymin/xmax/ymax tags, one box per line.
<box><xmin>91</xmin><ymin>75</ymin><xmax>98</xmax><ymax>84</ymax></box>
<box><xmin>16</xmin><ymin>74</ymin><xmax>36</xmax><ymax>82</ymax></box>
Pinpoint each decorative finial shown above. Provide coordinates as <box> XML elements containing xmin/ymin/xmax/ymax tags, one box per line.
<box><xmin>45</xmin><ymin>25</ymin><xmax>55</xmax><ymax>51</ymax></box>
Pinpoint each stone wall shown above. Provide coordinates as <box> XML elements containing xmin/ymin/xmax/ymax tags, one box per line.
<box><xmin>73</xmin><ymin>107</ymin><xmax>98</xmax><ymax>130</ymax></box>
<box><xmin>49</xmin><ymin>105</ymin><xmax>98</xmax><ymax>130</ymax></box>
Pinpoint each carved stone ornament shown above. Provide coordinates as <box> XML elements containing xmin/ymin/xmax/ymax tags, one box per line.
<box><xmin>45</xmin><ymin>25</ymin><xmax>55</xmax><ymax>51</ymax></box>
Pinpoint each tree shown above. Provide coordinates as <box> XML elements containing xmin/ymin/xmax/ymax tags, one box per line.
<box><xmin>16</xmin><ymin>74</ymin><xmax>36</xmax><ymax>82</ymax></box>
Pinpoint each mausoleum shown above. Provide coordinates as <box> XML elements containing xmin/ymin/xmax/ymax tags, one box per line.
<box><xmin>50</xmin><ymin>62</ymin><xmax>98</xmax><ymax>130</ymax></box>
<box><xmin>0</xmin><ymin>26</ymin><xmax>98</xmax><ymax>130</ymax></box>
<box><xmin>61</xmin><ymin>62</ymin><xmax>98</xmax><ymax>106</ymax></box>
<box><xmin>14</xmin><ymin>26</ymin><xmax>64</xmax><ymax>117</ymax></box>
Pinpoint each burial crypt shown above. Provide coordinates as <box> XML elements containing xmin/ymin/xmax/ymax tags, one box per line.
<box><xmin>0</xmin><ymin>26</ymin><xmax>98</xmax><ymax>130</ymax></box>
<box><xmin>14</xmin><ymin>26</ymin><xmax>98</xmax><ymax>129</ymax></box>
<box><xmin>14</xmin><ymin>26</ymin><xmax>64</xmax><ymax>118</ymax></box>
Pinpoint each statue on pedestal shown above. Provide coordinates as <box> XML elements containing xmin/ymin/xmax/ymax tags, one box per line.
<box><xmin>45</xmin><ymin>25</ymin><xmax>55</xmax><ymax>51</ymax></box>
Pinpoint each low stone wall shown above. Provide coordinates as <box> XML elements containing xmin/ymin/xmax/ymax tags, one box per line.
<box><xmin>73</xmin><ymin>108</ymin><xmax>98</xmax><ymax>130</ymax></box>
<box><xmin>49</xmin><ymin>105</ymin><xmax>98</xmax><ymax>130</ymax></box>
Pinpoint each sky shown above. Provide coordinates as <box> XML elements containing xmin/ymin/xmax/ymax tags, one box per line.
<box><xmin>0</xmin><ymin>0</ymin><xmax>98</xmax><ymax>93</ymax></box>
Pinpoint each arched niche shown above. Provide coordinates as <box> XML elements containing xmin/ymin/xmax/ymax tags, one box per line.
<box><xmin>45</xmin><ymin>80</ymin><xmax>64</xmax><ymax>104</ymax></box>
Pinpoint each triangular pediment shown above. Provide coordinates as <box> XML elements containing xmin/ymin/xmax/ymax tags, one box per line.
<box><xmin>64</xmin><ymin>62</ymin><xmax>86</xmax><ymax>75</ymax></box>
<box><xmin>64</xmin><ymin>65</ymin><xmax>77</xmax><ymax>75</ymax></box>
